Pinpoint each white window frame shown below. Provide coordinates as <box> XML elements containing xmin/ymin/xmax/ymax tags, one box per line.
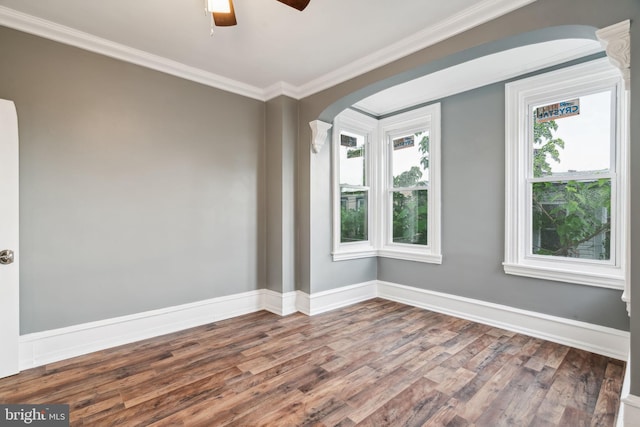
<box><xmin>378</xmin><ymin>105</ymin><xmax>442</xmax><ymax>263</ymax></box>
<box><xmin>332</xmin><ymin>109</ymin><xmax>378</xmax><ymax>261</ymax></box>
<box><xmin>332</xmin><ymin>105</ymin><xmax>442</xmax><ymax>263</ymax></box>
<box><xmin>504</xmin><ymin>58</ymin><xmax>628</xmax><ymax>289</ymax></box>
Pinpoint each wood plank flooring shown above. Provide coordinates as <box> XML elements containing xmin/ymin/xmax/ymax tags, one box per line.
<box><xmin>0</xmin><ymin>299</ymin><xmax>625</xmax><ymax>426</ymax></box>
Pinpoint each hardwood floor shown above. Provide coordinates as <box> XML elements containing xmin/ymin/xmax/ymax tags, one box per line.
<box><xmin>0</xmin><ymin>299</ymin><xmax>625</xmax><ymax>426</ymax></box>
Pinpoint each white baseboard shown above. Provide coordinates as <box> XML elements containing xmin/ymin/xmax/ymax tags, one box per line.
<box><xmin>377</xmin><ymin>281</ymin><xmax>629</xmax><ymax>360</ymax></box>
<box><xmin>19</xmin><ymin>280</ymin><xmax>629</xmax><ymax>370</ymax></box>
<box><xmin>19</xmin><ymin>290</ymin><xmax>263</xmax><ymax>370</ymax></box>
<box><xmin>18</xmin><ymin>286</ymin><xmax>369</xmax><ymax>370</ymax></box>
<box><xmin>305</xmin><ymin>281</ymin><xmax>378</xmax><ymax>316</ymax></box>
<box><xmin>262</xmin><ymin>289</ymin><xmax>298</xmax><ymax>316</ymax></box>
<box><xmin>618</xmin><ymin>354</ymin><xmax>640</xmax><ymax>427</ymax></box>
<box><xmin>617</xmin><ymin>353</ymin><xmax>630</xmax><ymax>427</ymax></box>
<box><xmin>621</xmin><ymin>394</ymin><xmax>640</xmax><ymax>427</ymax></box>
<box><xmin>295</xmin><ymin>291</ymin><xmax>311</xmax><ymax>315</ymax></box>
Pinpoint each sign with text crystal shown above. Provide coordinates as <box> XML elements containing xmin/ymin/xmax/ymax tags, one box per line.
<box><xmin>393</xmin><ymin>135</ymin><xmax>414</xmax><ymax>150</ymax></box>
<box><xmin>535</xmin><ymin>99</ymin><xmax>580</xmax><ymax>123</ymax></box>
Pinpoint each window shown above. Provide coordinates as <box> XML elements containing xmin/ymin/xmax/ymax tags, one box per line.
<box><xmin>389</xmin><ymin>132</ymin><xmax>429</xmax><ymax>245</ymax></box>
<box><xmin>504</xmin><ymin>58</ymin><xmax>628</xmax><ymax>288</ymax></box>
<box><xmin>332</xmin><ymin>111</ymin><xmax>377</xmax><ymax>260</ymax></box>
<box><xmin>332</xmin><ymin>105</ymin><xmax>441</xmax><ymax>263</ymax></box>
<box><xmin>339</xmin><ymin>131</ymin><xmax>369</xmax><ymax>243</ymax></box>
<box><xmin>379</xmin><ymin>106</ymin><xmax>441</xmax><ymax>262</ymax></box>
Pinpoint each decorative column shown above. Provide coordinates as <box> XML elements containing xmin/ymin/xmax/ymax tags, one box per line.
<box><xmin>597</xmin><ymin>20</ymin><xmax>631</xmax><ymax>316</ymax></box>
<box><xmin>596</xmin><ymin>20</ymin><xmax>630</xmax><ymax>90</ymax></box>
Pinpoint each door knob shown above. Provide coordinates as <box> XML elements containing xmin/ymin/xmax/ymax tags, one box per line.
<box><xmin>0</xmin><ymin>249</ymin><xmax>14</xmax><ymax>265</ymax></box>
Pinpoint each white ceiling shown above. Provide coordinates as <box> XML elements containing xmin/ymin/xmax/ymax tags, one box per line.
<box><xmin>354</xmin><ymin>39</ymin><xmax>604</xmax><ymax>116</ymax></box>
<box><xmin>0</xmin><ymin>0</ymin><xmax>540</xmax><ymax>100</ymax></box>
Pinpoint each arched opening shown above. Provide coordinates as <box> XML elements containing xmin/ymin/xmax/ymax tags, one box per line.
<box><xmin>319</xmin><ymin>25</ymin><xmax>603</xmax><ymax>122</ymax></box>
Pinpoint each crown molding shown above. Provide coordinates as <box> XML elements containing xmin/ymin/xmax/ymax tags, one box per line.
<box><xmin>295</xmin><ymin>0</ymin><xmax>539</xmax><ymax>99</ymax></box>
<box><xmin>0</xmin><ymin>0</ymin><xmax>538</xmax><ymax>102</ymax></box>
<box><xmin>263</xmin><ymin>81</ymin><xmax>302</xmax><ymax>101</ymax></box>
<box><xmin>0</xmin><ymin>6</ymin><xmax>266</xmax><ymax>101</ymax></box>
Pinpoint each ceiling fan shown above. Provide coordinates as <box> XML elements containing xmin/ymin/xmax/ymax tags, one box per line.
<box><xmin>206</xmin><ymin>0</ymin><xmax>311</xmax><ymax>27</ymax></box>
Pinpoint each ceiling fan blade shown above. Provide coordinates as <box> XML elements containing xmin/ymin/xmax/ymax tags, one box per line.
<box><xmin>212</xmin><ymin>0</ymin><xmax>237</xmax><ymax>26</ymax></box>
<box><xmin>275</xmin><ymin>0</ymin><xmax>311</xmax><ymax>11</ymax></box>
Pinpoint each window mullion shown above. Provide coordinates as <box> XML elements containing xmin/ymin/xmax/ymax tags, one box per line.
<box><xmin>391</xmin><ymin>185</ymin><xmax>429</xmax><ymax>192</ymax></box>
<box><xmin>528</xmin><ymin>173</ymin><xmax>615</xmax><ymax>184</ymax></box>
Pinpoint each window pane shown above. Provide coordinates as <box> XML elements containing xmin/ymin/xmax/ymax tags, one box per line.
<box><xmin>340</xmin><ymin>188</ymin><xmax>368</xmax><ymax>242</ymax></box>
<box><xmin>339</xmin><ymin>132</ymin><xmax>366</xmax><ymax>186</ymax></box>
<box><xmin>392</xmin><ymin>189</ymin><xmax>427</xmax><ymax>245</ymax></box>
<box><xmin>532</xmin><ymin>179</ymin><xmax>611</xmax><ymax>260</ymax></box>
<box><xmin>532</xmin><ymin>91</ymin><xmax>612</xmax><ymax>178</ymax></box>
<box><xmin>392</xmin><ymin>131</ymin><xmax>429</xmax><ymax>188</ymax></box>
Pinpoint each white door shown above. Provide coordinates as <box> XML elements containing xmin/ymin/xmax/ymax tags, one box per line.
<box><xmin>0</xmin><ymin>99</ymin><xmax>19</xmax><ymax>378</ymax></box>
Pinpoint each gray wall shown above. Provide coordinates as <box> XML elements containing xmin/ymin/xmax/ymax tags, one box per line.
<box><xmin>265</xmin><ymin>96</ymin><xmax>297</xmax><ymax>293</ymax></box>
<box><xmin>0</xmin><ymin>27</ymin><xmax>266</xmax><ymax>333</ymax></box>
<box><xmin>309</xmin><ymin>132</ymin><xmax>377</xmax><ymax>293</ymax></box>
<box><xmin>295</xmin><ymin>96</ymin><xmax>378</xmax><ymax>294</ymax></box>
<box><xmin>378</xmin><ymin>83</ymin><xmax>628</xmax><ymax>330</ymax></box>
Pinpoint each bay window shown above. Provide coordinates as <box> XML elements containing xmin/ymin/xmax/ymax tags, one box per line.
<box><xmin>332</xmin><ymin>104</ymin><xmax>441</xmax><ymax>263</ymax></box>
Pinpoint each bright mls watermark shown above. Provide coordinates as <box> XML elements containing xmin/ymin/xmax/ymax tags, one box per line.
<box><xmin>0</xmin><ymin>405</ymin><xmax>69</xmax><ymax>426</ymax></box>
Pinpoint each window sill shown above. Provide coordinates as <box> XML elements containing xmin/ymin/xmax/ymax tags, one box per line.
<box><xmin>332</xmin><ymin>249</ymin><xmax>377</xmax><ymax>262</ymax></box>
<box><xmin>332</xmin><ymin>248</ymin><xmax>442</xmax><ymax>264</ymax></box>
<box><xmin>378</xmin><ymin>249</ymin><xmax>442</xmax><ymax>264</ymax></box>
<box><xmin>503</xmin><ymin>262</ymin><xmax>624</xmax><ymax>290</ymax></box>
